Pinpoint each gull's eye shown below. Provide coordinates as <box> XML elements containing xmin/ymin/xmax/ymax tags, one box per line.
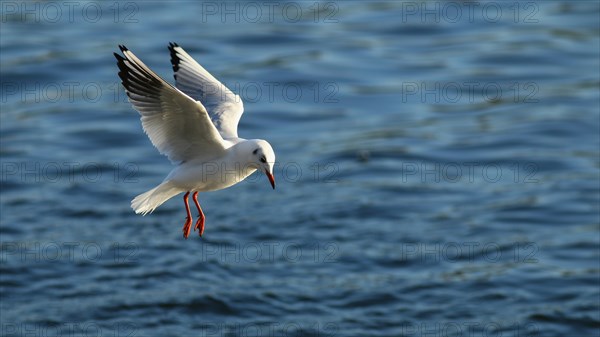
<box><xmin>260</xmin><ymin>156</ymin><xmax>266</xmax><ymax>163</ymax></box>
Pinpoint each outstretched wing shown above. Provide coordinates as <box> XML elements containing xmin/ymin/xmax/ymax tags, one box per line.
<box><xmin>115</xmin><ymin>45</ymin><xmax>226</xmax><ymax>163</ymax></box>
<box><xmin>168</xmin><ymin>42</ymin><xmax>244</xmax><ymax>139</ymax></box>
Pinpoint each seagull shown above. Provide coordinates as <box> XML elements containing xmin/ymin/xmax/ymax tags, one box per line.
<box><xmin>114</xmin><ymin>43</ymin><xmax>276</xmax><ymax>239</ymax></box>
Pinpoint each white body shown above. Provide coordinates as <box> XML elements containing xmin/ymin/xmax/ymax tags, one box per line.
<box><xmin>132</xmin><ymin>140</ymin><xmax>261</xmax><ymax>215</ymax></box>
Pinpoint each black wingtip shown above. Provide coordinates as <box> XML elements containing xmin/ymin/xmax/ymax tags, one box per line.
<box><xmin>119</xmin><ymin>44</ymin><xmax>128</xmax><ymax>52</ymax></box>
<box><xmin>168</xmin><ymin>42</ymin><xmax>180</xmax><ymax>73</ymax></box>
<box><xmin>113</xmin><ymin>52</ymin><xmax>124</xmax><ymax>61</ymax></box>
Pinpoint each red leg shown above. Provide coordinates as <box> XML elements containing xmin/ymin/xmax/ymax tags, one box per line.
<box><xmin>182</xmin><ymin>192</ymin><xmax>192</xmax><ymax>239</ymax></box>
<box><xmin>192</xmin><ymin>192</ymin><xmax>205</xmax><ymax>237</ymax></box>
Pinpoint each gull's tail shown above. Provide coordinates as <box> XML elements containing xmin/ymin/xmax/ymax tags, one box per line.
<box><xmin>131</xmin><ymin>181</ymin><xmax>181</xmax><ymax>215</ymax></box>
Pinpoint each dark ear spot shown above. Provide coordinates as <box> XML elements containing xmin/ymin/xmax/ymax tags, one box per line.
<box><xmin>253</xmin><ymin>148</ymin><xmax>258</xmax><ymax>155</ymax></box>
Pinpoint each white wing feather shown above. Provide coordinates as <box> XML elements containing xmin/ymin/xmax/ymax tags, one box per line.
<box><xmin>168</xmin><ymin>43</ymin><xmax>244</xmax><ymax>139</ymax></box>
<box><xmin>115</xmin><ymin>45</ymin><xmax>226</xmax><ymax>163</ymax></box>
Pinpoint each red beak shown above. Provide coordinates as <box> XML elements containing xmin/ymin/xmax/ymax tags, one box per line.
<box><xmin>265</xmin><ymin>171</ymin><xmax>275</xmax><ymax>189</ymax></box>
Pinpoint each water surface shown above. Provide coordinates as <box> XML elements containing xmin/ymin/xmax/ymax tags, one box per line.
<box><xmin>1</xmin><ymin>1</ymin><xmax>599</xmax><ymax>336</ymax></box>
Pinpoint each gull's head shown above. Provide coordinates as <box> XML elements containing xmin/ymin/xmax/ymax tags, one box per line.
<box><xmin>247</xmin><ymin>139</ymin><xmax>276</xmax><ymax>189</ymax></box>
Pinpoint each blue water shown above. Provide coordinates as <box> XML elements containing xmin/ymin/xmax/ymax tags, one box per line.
<box><xmin>1</xmin><ymin>1</ymin><xmax>599</xmax><ymax>336</ymax></box>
